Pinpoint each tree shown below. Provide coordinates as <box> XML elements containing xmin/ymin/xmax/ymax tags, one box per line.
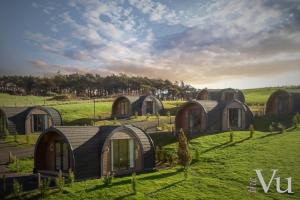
<box><xmin>177</xmin><ymin>129</ymin><xmax>192</xmax><ymax>167</ymax></box>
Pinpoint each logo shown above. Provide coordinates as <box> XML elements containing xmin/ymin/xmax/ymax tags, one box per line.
<box><xmin>248</xmin><ymin>169</ymin><xmax>293</xmax><ymax>194</ymax></box>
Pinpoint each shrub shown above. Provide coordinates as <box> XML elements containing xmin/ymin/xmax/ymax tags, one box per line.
<box><xmin>103</xmin><ymin>173</ymin><xmax>113</xmax><ymax>186</ymax></box>
<box><xmin>293</xmin><ymin>115</ymin><xmax>298</xmax><ymax>128</ymax></box>
<box><xmin>158</xmin><ymin>147</ymin><xmax>166</xmax><ymax>163</ymax></box>
<box><xmin>146</xmin><ymin>113</ymin><xmax>150</xmax><ymax>120</ymax></box>
<box><xmin>55</xmin><ymin>170</ymin><xmax>64</xmax><ymax>193</ymax></box>
<box><xmin>278</xmin><ymin>123</ymin><xmax>285</xmax><ymax>133</ymax></box>
<box><xmin>12</xmin><ymin>179</ymin><xmax>22</xmax><ymax>199</ymax></box>
<box><xmin>68</xmin><ymin>169</ymin><xmax>75</xmax><ymax>186</ymax></box>
<box><xmin>177</xmin><ymin>129</ymin><xmax>192</xmax><ymax>167</ymax></box>
<box><xmin>8</xmin><ymin>152</ymin><xmax>14</xmax><ymax>163</ymax></box>
<box><xmin>249</xmin><ymin>124</ymin><xmax>255</xmax><ymax>138</ymax></box>
<box><xmin>14</xmin><ymin>134</ymin><xmax>17</xmax><ymax>143</ymax></box>
<box><xmin>269</xmin><ymin>123</ymin><xmax>274</xmax><ymax>133</ymax></box>
<box><xmin>167</xmin><ymin>111</ymin><xmax>171</xmax><ymax>124</ymax></box>
<box><xmin>131</xmin><ymin>172</ymin><xmax>137</xmax><ymax>194</ymax></box>
<box><xmin>26</xmin><ymin>134</ymin><xmax>30</xmax><ymax>144</ymax></box>
<box><xmin>15</xmin><ymin>158</ymin><xmax>20</xmax><ymax>173</ymax></box>
<box><xmin>156</xmin><ymin>113</ymin><xmax>160</xmax><ymax>127</ymax></box>
<box><xmin>134</xmin><ymin>112</ymin><xmax>138</xmax><ymax>119</ymax></box>
<box><xmin>229</xmin><ymin>130</ymin><xmax>234</xmax><ymax>142</ymax></box>
<box><xmin>40</xmin><ymin>177</ymin><xmax>51</xmax><ymax>199</ymax></box>
<box><xmin>155</xmin><ymin>146</ymin><xmax>161</xmax><ymax>162</ymax></box>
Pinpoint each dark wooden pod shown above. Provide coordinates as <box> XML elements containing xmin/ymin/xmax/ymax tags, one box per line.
<box><xmin>265</xmin><ymin>89</ymin><xmax>300</xmax><ymax>115</ymax></box>
<box><xmin>34</xmin><ymin>125</ymin><xmax>155</xmax><ymax>180</ymax></box>
<box><xmin>111</xmin><ymin>95</ymin><xmax>163</xmax><ymax>118</ymax></box>
<box><xmin>0</xmin><ymin>106</ymin><xmax>62</xmax><ymax>136</ymax></box>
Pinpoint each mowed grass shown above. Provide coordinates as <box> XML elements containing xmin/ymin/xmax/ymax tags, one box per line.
<box><xmin>18</xmin><ymin>128</ymin><xmax>300</xmax><ymax>200</ymax></box>
<box><xmin>242</xmin><ymin>86</ymin><xmax>299</xmax><ymax>105</ymax></box>
<box><xmin>0</xmin><ymin>93</ymin><xmax>48</xmax><ymax>107</ymax></box>
<box><xmin>53</xmin><ymin>102</ymin><xmax>112</xmax><ymax>124</ymax></box>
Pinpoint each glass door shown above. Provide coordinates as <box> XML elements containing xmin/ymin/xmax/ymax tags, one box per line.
<box><xmin>111</xmin><ymin>139</ymin><xmax>134</xmax><ymax>171</ymax></box>
<box><xmin>55</xmin><ymin>141</ymin><xmax>70</xmax><ymax>172</ymax></box>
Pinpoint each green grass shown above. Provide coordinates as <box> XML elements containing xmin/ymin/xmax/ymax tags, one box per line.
<box><xmin>5</xmin><ymin>134</ymin><xmax>39</xmax><ymax>146</ymax></box>
<box><xmin>7</xmin><ymin>158</ymin><xmax>33</xmax><ymax>174</ymax></box>
<box><xmin>0</xmin><ymin>93</ymin><xmax>48</xmax><ymax>107</ymax></box>
<box><xmin>16</xmin><ymin>128</ymin><xmax>300</xmax><ymax>200</ymax></box>
<box><xmin>53</xmin><ymin>102</ymin><xmax>112</xmax><ymax>125</ymax></box>
<box><xmin>243</xmin><ymin>86</ymin><xmax>299</xmax><ymax>105</ymax></box>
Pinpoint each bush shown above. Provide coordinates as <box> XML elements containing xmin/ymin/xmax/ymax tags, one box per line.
<box><xmin>12</xmin><ymin>179</ymin><xmax>22</xmax><ymax>199</ymax></box>
<box><xmin>68</xmin><ymin>169</ymin><xmax>75</xmax><ymax>186</ymax></box>
<box><xmin>113</xmin><ymin>117</ymin><xmax>117</xmax><ymax>125</ymax></box>
<box><xmin>131</xmin><ymin>172</ymin><xmax>137</xmax><ymax>194</ymax></box>
<box><xmin>278</xmin><ymin>123</ymin><xmax>285</xmax><ymax>133</ymax></box>
<box><xmin>40</xmin><ymin>178</ymin><xmax>51</xmax><ymax>199</ymax></box>
<box><xmin>156</xmin><ymin>113</ymin><xmax>160</xmax><ymax>127</ymax></box>
<box><xmin>167</xmin><ymin>111</ymin><xmax>171</xmax><ymax>124</ymax></box>
<box><xmin>229</xmin><ymin>130</ymin><xmax>234</xmax><ymax>142</ymax></box>
<box><xmin>155</xmin><ymin>146</ymin><xmax>161</xmax><ymax>162</ymax></box>
<box><xmin>55</xmin><ymin>170</ymin><xmax>64</xmax><ymax>193</ymax></box>
<box><xmin>146</xmin><ymin>113</ymin><xmax>150</xmax><ymax>120</ymax></box>
<box><xmin>134</xmin><ymin>112</ymin><xmax>138</xmax><ymax>119</ymax></box>
<box><xmin>293</xmin><ymin>115</ymin><xmax>298</xmax><ymax>128</ymax></box>
<box><xmin>177</xmin><ymin>129</ymin><xmax>192</xmax><ymax>167</ymax></box>
<box><xmin>249</xmin><ymin>124</ymin><xmax>255</xmax><ymax>138</ymax></box>
<box><xmin>103</xmin><ymin>173</ymin><xmax>113</xmax><ymax>186</ymax></box>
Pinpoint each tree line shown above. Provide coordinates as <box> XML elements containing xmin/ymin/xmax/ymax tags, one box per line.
<box><xmin>0</xmin><ymin>73</ymin><xmax>198</xmax><ymax>100</ymax></box>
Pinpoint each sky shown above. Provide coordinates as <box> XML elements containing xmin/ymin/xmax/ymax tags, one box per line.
<box><xmin>0</xmin><ymin>0</ymin><xmax>300</xmax><ymax>89</ymax></box>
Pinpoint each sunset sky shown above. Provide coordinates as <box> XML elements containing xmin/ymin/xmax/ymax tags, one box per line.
<box><xmin>0</xmin><ymin>0</ymin><xmax>300</xmax><ymax>89</ymax></box>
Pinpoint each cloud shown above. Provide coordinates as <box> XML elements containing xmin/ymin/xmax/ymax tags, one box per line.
<box><xmin>24</xmin><ymin>0</ymin><xmax>300</xmax><ymax>87</ymax></box>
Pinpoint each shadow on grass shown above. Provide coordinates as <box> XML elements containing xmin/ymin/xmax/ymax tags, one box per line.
<box><xmin>86</xmin><ymin>179</ymin><xmax>132</xmax><ymax>192</ymax></box>
<box><xmin>201</xmin><ymin>141</ymin><xmax>231</xmax><ymax>154</ymax></box>
<box><xmin>139</xmin><ymin>168</ymin><xmax>183</xmax><ymax>181</ymax></box>
<box><xmin>225</xmin><ymin>137</ymin><xmax>251</xmax><ymax>147</ymax></box>
<box><xmin>256</xmin><ymin>131</ymin><xmax>282</xmax><ymax>139</ymax></box>
<box><xmin>146</xmin><ymin>179</ymin><xmax>184</xmax><ymax>196</ymax></box>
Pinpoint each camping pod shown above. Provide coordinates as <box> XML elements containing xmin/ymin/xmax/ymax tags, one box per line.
<box><xmin>196</xmin><ymin>88</ymin><xmax>245</xmax><ymax>103</ymax></box>
<box><xmin>175</xmin><ymin>100</ymin><xmax>220</xmax><ymax>133</ymax></box>
<box><xmin>111</xmin><ymin>95</ymin><xmax>163</xmax><ymax>118</ymax></box>
<box><xmin>265</xmin><ymin>89</ymin><xmax>300</xmax><ymax>115</ymax></box>
<box><xmin>175</xmin><ymin>99</ymin><xmax>253</xmax><ymax>134</ymax></box>
<box><xmin>221</xmin><ymin>99</ymin><xmax>253</xmax><ymax>131</ymax></box>
<box><xmin>0</xmin><ymin>106</ymin><xmax>62</xmax><ymax>136</ymax></box>
<box><xmin>34</xmin><ymin>125</ymin><xmax>155</xmax><ymax>180</ymax></box>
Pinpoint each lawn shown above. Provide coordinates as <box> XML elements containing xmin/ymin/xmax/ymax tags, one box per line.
<box><xmin>12</xmin><ymin>128</ymin><xmax>300</xmax><ymax>200</ymax></box>
<box><xmin>242</xmin><ymin>86</ymin><xmax>299</xmax><ymax>105</ymax></box>
<box><xmin>53</xmin><ymin>102</ymin><xmax>112</xmax><ymax>125</ymax></box>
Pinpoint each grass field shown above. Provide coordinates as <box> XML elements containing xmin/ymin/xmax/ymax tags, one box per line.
<box><xmin>10</xmin><ymin>128</ymin><xmax>300</xmax><ymax>200</ymax></box>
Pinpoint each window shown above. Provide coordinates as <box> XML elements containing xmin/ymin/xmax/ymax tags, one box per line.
<box><xmin>188</xmin><ymin>109</ymin><xmax>201</xmax><ymax>130</ymax></box>
<box><xmin>32</xmin><ymin>114</ymin><xmax>48</xmax><ymax>132</ymax></box>
<box><xmin>228</xmin><ymin>108</ymin><xmax>242</xmax><ymax>128</ymax></box>
<box><xmin>111</xmin><ymin>139</ymin><xmax>134</xmax><ymax>171</ymax></box>
<box><xmin>146</xmin><ymin>101</ymin><xmax>154</xmax><ymax>114</ymax></box>
<box><xmin>120</xmin><ymin>101</ymin><xmax>129</xmax><ymax>115</ymax></box>
<box><xmin>55</xmin><ymin>141</ymin><xmax>70</xmax><ymax>172</ymax></box>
